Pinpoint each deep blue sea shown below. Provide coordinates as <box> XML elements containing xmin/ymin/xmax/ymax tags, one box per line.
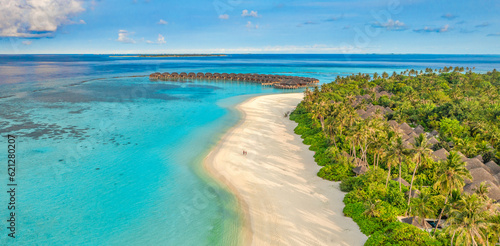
<box><xmin>0</xmin><ymin>54</ymin><xmax>499</xmax><ymax>245</ymax></box>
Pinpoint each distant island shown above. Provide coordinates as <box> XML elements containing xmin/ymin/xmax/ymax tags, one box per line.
<box><xmin>109</xmin><ymin>54</ymin><xmax>227</xmax><ymax>58</ymax></box>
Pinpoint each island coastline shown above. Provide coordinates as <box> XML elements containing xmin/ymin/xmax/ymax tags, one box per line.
<box><xmin>203</xmin><ymin>93</ymin><xmax>367</xmax><ymax>245</ymax></box>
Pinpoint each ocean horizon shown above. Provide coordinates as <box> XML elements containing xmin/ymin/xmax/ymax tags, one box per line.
<box><xmin>1</xmin><ymin>54</ymin><xmax>499</xmax><ymax>245</ymax></box>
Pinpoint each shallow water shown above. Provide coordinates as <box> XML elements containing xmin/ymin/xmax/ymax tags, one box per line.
<box><xmin>0</xmin><ymin>54</ymin><xmax>499</xmax><ymax>245</ymax></box>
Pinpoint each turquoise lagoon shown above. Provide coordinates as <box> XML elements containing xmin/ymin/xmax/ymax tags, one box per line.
<box><xmin>0</xmin><ymin>54</ymin><xmax>499</xmax><ymax>245</ymax></box>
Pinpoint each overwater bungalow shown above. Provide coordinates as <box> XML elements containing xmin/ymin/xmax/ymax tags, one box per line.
<box><xmin>149</xmin><ymin>72</ymin><xmax>161</xmax><ymax>79</ymax></box>
<box><xmin>149</xmin><ymin>72</ymin><xmax>319</xmax><ymax>89</ymax></box>
<box><xmin>161</xmin><ymin>72</ymin><xmax>170</xmax><ymax>79</ymax></box>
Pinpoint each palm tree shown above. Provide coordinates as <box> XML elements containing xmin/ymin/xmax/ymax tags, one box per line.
<box><xmin>474</xmin><ymin>182</ymin><xmax>490</xmax><ymax>199</ymax></box>
<box><xmin>410</xmin><ymin>191</ymin><xmax>433</xmax><ymax>234</ymax></box>
<box><xmin>408</xmin><ymin>134</ymin><xmax>433</xmax><ymax>208</ymax></box>
<box><xmin>310</xmin><ymin>102</ymin><xmax>327</xmax><ymax>132</ymax></box>
<box><xmin>446</xmin><ymin>194</ymin><xmax>493</xmax><ymax>246</ymax></box>
<box><xmin>433</xmin><ymin>152</ymin><xmax>472</xmax><ymax>234</ymax></box>
<box><xmin>370</xmin><ymin>131</ymin><xmax>386</xmax><ymax>169</ymax></box>
<box><xmin>363</xmin><ymin>200</ymin><xmax>381</xmax><ymax>218</ymax></box>
<box><xmin>385</xmin><ymin>137</ymin><xmax>405</xmax><ymax>190</ymax></box>
<box><xmin>380</xmin><ymin>127</ymin><xmax>399</xmax><ymax>187</ymax></box>
<box><xmin>385</xmin><ymin>137</ymin><xmax>406</xmax><ymax>191</ymax></box>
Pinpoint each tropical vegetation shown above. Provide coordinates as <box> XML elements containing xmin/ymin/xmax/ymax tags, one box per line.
<box><xmin>290</xmin><ymin>67</ymin><xmax>500</xmax><ymax>245</ymax></box>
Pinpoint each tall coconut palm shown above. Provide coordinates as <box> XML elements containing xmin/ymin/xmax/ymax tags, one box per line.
<box><xmin>370</xmin><ymin>131</ymin><xmax>387</xmax><ymax>169</ymax></box>
<box><xmin>310</xmin><ymin>102</ymin><xmax>327</xmax><ymax>132</ymax></box>
<box><xmin>385</xmin><ymin>137</ymin><xmax>406</xmax><ymax>192</ymax></box>
<box><xmin>385</xmin><ymin>137</ymin><xmax>404</xmax><ymax>189</ymax></box>
<box><xmin>433</xmin><ymin>152</ymin><xmax>472</xmax><ymax>234</ymax></box>
<box><xmin>410</xmin><ymin>191</ymin><xmax>433</xmax><ymax>234</ymax></box>
<box><xmin>446</xmin><ymin>194</ymin><xmax>493</xmax><ymax>246</ymax></box>
<box><xmin>408</xmin><ymin>134</ymin><xmax>433</xmax><ymax>208</ymax></box>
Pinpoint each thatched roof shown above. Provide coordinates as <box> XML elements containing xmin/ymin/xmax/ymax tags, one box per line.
<box><xmin>401</xmin><ymin>216</ymin><xmax>432</xmax><ymax>229</ymax></box>
<box><xmin>406</xmin><ymin>189</ymin><xmax>421</xmax><ymax>198</ymax></box>
<box><xmin>473</xmin><ymin>155</ymin><xmax>483</xmax><ymax>162</ymax></box>
<box><xmin>360</xmin><ymin>112</ymin><xmax>373</xmax><ymax>120</ymax></box>
<box><xmin>388</xmin><ymin>120</ymin><xmax>398</xmax><ymax>128</ymax></box>
<box><xmin>485</xmin><ymin>161</ymin><xmax>500</xmax><ymax>175</ymax></box>
<box><xmin>456</xmin><ymin>151</ymin><xmax>468</xmax><ymax>161</ymax></box>
<box><xmin>405</xmin><ymin>136</ymin><xmax>416</xmax><ymax>145</ymax></box>
<box><xmin>399</xmin><ymin>123</ymin><xmax>413</xmax><ymax>135</ymax></box>
<box><xmin>377</xmin><ymin>91</ymin><xmax>394</xmax><ymax>98</ymax></box>
<box><xmin>353</xmin><ymin>157</ymin><xmax>368</xmax><ymax>167</ymax></box>
<box><xmin>408</xmin><ymin>132</ymin><xmax>418</xmax><ymax>139</ymax></box>
<box><xmin>428</xmin><ymin>137</ymin><xmax>439</xmax><ymax>145</ymax></box>
<box><xmin>465</xmin><ymin>158</ymin><xmax>486</xmax><ymax>171</ymax></box>
<box><xmin>359</xmin><ymin>94</ymin><xmax>371</xmax><ymax>100</ymax></box>
<box><xmin>384</xmin><ymin>107</ymin><xmax>394</xmax><ymax>114</ymax></box>
<box><xmin>430</xmin><ymin>130</ymin><xmax>439</xmax><ymax>136</ymax></box>
<box><xmin>432</xmin><ymin>148</ymin><xmax>449</xmax><ymax>162</ymax></box>
<box><xmin>370</xmin><ymin>105</ymin><xmax>386</xmax><ymax>112</ymax></box>
<box><xmin>403</xmin><ymin>140</ymin><xmax>412</xmax><ymax>149</ymax></box>
<box><xmin>463</xmin><ymin>180</ymin><xmax>500</xmax><ymax>200</ymax></box>
<box><xmin>469</xmin><ymin>168</ymin><xmax>497</xmax><ymax>185</ymax></box>
<box><xmin>414</xmin><ymin>125</ymin><xmax>425</xmax><ymax>135</ymax></box>
<box><xmin>356</xmin><ymin>109</ymin><xmax>366</xmax><ymax>116</ymax></box>
<box><xmin>353</xmin><ymin>166</ymin><xmax>368</xmax><ymax>175</ymax></box>
<box><xmin>464</xmin><ymin>180</ymin><xmax>495</xmax><ymax>194</ymax></box>
<box><xmin>489</xmin><ymin>186</ymin><xmax>500</xmax><ymax>200</ymax></box>
<box><xmin>392</xmin><ymin>177</ymin><xmax>410</xmax><ymax>187</ymax></box>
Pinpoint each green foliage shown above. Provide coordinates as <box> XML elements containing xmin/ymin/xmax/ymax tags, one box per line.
<box><xmin>318</xmin><ymin>154</ymin><xmax>354</xmax><ymax>181</ymax></box>
<box><xmin>291</xmin><ymin>69</ymin><xmax>500</xmax><ymax>246</ymax></box>
<box><xmin>439</xmin><ymin>118</ymin><xmax>468</xmax><ymax>141</ymax></box>
<box><xmin>366</xmin><ymin>222</ymin><xmax>442</xmax><ymax>246</ymax></box>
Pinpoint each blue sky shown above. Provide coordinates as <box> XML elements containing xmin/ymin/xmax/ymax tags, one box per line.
<box><xmin>1</xmin><ymin>0</ymin><xmax>499</xmax><ymax>54</ymax></box>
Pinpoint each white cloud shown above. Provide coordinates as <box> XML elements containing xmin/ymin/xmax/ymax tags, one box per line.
<box><xmin>242</xmin><ymin>10</ymin><xmax>259</xmax><ymax>17</ymax></box>
<box><xmin>0</xmin><ymin>0</ymin><xmax>85</xmax><ymax>37</ymax></box>
<box><xmin>245</xmin><ymin>21</ymin><xmax>259</xmax><ymax>29</ymax></box>
<box><xmin>79</xmin><ymin>19</ymin><xmax>86</xmax><ymax>24</ymax></box>
<box><xmin>22</xmin><ymin>40</ymin><xmax>32</xmax><ymax>45</ymax></box>
<box><xmin>440</xmin><ymin>24</ymin><xmax>450</xmax><ymax>32</ymax></box>
<box><xmin>147</xmin><ymin>34</ymin><xmax>166</xmax><ymax>44</ymax></box>
<box><xmin>414</xmin><ymin>24</ymin><xmax>451</xmax><ymax>33</ymax></box>
<box><xmin>117</xmin><ymin>30</ymin><xmax>135</xmax><ymax>43</ymax></box>
<box><xmin>219</xmin><ymin>14</ymin><xmax>229</xmax><ymax>20</ymax></box>
<box><xmin>158</xmin><ymin>19</ymin><xmax>168</xmax><ymax>25</ymax></box>
<box><xmin>372</xmin><ymin>19</ymin><xmax>407</xmax><ymax>31</ymax></box>
<box><xmin>157</xmin><ymin>34</ymin><xmax>166</xmax><ymax>44</ymax></box>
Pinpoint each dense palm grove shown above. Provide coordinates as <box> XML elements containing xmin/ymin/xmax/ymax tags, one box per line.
<box><xmin>290</xmin><ymin>67</ymin><xmax>500</xmax><ymax>245</ymax></box>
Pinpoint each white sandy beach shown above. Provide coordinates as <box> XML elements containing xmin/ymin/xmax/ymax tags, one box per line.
<box><xmin>204</xmin><ymin>93</ymin><xmax>367</xmax><ymax>246</ymax></box>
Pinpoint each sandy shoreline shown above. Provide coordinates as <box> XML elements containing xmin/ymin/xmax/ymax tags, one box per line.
<box><xmin>204</xmin><ymin>93</ymin><xmax>367</xmax><ymax>246</ymax></box>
